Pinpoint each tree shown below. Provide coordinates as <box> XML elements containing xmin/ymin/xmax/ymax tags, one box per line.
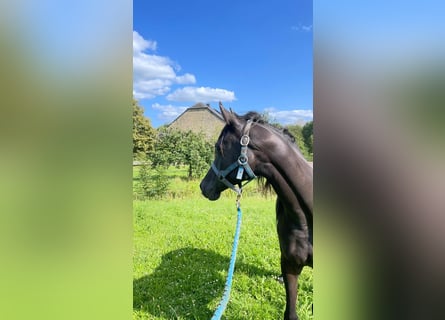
<box><xmin>150</xmin><ymin>128</ymin><xmax>184</xmax><ymax>167</ymax></box>
<box><xmin>180</xmin><ymin>130</ymin><xmax>213</xmax><ymax>179</ymax></box>
<box><xmin>150</xmin><ymin>128</ymin><xmax>213</xmax><ymax>179</ymax></box>
<box><xmin>133</xmin><ymin>99</ymin><xmax>155</xmax><ymax>158</ymax></box>
<box><xmin>286</xmin><ymin>124</ymin><xmax>310</xmax><ymax>159</ymax></box>
<box><xmin>302</xmin><ymin>121</ymin><xmax>313</xmax><ymax>155</ymax></box>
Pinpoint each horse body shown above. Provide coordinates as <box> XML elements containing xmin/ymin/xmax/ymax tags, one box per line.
<box><xmin>200</xmin><ymin>103</ymin><xmax>313</xmax><ymax>320</ymax></box>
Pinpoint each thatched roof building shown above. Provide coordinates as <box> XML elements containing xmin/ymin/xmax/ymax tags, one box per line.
<box><xmin>168</xmin><ymin>103</ymin><xmax>224</xmax><ymax>139</ymax></box>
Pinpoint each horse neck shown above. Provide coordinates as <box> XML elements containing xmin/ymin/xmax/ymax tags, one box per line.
<box><xmin>252</xmin><ymin>124</ymin><xmax>313</xmax><ymax>213</ymax></box>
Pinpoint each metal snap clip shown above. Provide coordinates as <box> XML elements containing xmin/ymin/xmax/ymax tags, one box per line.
<box><xmin>238</xmin><ymin>155</ymin><xmax>248</xmax><ymax>165</ymax></box>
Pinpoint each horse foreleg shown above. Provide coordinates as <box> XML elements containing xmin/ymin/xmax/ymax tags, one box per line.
<box><xmin>282</xmin><ymin>275</ymin><xmax>298</xmax><ymax>319</ymax></box>
<box><xmin>281</xmin><ymin>257</ymin><xmax>303</xmax><ymax>320</ymax></box>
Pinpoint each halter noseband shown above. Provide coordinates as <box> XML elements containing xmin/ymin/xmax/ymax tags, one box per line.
<box><xmin>211</xmin><ymin>120</ymin><xmax>257</xmax><ymax>195</ymax></box>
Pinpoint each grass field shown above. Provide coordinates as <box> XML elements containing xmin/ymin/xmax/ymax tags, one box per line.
<box><xmin>133</xmin><ymin>166</ymin><xmax>313</xmax><ymax>319</ymax></box>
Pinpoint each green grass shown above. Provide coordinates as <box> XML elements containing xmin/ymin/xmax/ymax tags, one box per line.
<box><xmin>133</xmin><ymin>167</ymin><xmax>313</xmax><ymax>319</ymax></box>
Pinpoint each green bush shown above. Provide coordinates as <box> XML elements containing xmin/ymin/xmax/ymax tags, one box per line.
<box><xmin>136</xmin><ymin>164</ymin><xmax>170</xmax><ymax>200</ymax></box>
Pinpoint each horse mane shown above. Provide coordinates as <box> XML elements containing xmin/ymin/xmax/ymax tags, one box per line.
<box><xmin>238</xmin><ymin>111</ymin><xmax>297</xmax><ymax>146</ymax></box>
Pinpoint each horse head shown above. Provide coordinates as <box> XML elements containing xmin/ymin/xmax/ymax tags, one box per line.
<box><xmin>200</xmin><ymin>102</ymin><xmax>259</xmax><ymax>200</ymax></box>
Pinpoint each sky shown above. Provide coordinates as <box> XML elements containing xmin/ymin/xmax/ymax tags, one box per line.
<box><xmin>133</xmin><ymin>0</ymin><xmax>313</xmax><ymax>128</ymax></box>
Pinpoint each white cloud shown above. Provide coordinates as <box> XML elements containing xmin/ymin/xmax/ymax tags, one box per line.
<box><xmin>291</xmin><ymin>24</ymin><xmax>313</xmax><ymax>32</ymax></box>
<box><xmin>133</xmin><ymin>31</ymin><xmax>196</xmax><ymax>100</ymax></box>
<box><xmin>302</xmin><ymin>25</ymin><xmax>313</xmax><ymax>32</ymax></box>
<box><xmin>265</xmin><ymin>108</ymin><xmax>313</xmax><ymax>125</ymax></box>
<box><xmin>152</xmin><ymin>103</ymin><xmax>188</xmax><ymax>122</ymax></box>
<box><xmin>133</xmin><ymin>54</ymin><xmax>176</xmax><ymax>79</ymax></box>
<box><xmin>167</xmin><ymin>86</ymin><xmax>236</xmax><ymax>102</ymax></box>
<box><xmin>176</xmin><ymin>73</ymin><xmax>196</xmax><ymax>84</ymax></box>
<box><xmin>133</xmin><ymin>79</ymin><xmax>172</xmax><ymax>100</ymax></box>
<box><xmin>133</xmin><ymin>30</ymin><xmax>157</xmax><ymax>53</ymax></box>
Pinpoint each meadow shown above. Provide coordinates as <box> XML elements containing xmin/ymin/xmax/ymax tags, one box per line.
<box><xmin>133</xmin><ymin>167</ymin><xmax>313</xmax><ymax>319</ymax></box>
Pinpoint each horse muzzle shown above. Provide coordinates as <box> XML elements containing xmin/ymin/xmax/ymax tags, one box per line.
<box><xmin>199</xmin><ymin>177</ymin><xmax>222</xmax><ymax>201</ymax></box>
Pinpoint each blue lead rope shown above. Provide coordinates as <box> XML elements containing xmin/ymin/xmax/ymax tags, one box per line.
<box><xmin>211</xmin><ymin>205</ymin><xmax>242</xmax><ymax>320</ymax></box>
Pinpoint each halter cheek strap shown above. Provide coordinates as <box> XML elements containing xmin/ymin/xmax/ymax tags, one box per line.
<box><xmin>211</xmin><ymin>120</ymin><xmax>257</xmax><ymax>195</ymax></box>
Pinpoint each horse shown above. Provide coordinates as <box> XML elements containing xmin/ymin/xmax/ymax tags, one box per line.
<box><xmin>200</xmin><ymin>102</ymin><xmax>313</xmax><ymax>320</ymax></box>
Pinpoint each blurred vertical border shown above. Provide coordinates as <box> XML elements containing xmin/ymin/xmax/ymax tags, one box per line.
<box><xmin>0</xmin><ymin>1</ymin><xmax>132</xmax><ymax>319</ymax></box>
<box><xmin>314</xmin><ymin>1</ymin><xmax>445</xmax><ymax>320</ymax></box>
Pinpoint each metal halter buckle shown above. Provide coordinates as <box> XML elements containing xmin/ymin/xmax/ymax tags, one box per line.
<box><xmin>240</xmin><ymin>135</ymin><xmax>250</xmax><ymax>146</ymax></box>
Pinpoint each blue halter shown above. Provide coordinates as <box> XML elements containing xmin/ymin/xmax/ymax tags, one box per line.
<box><xmin>211</xmin><ymin>120</ymin><xmax>257</xmax><ymax>195</ymax></box>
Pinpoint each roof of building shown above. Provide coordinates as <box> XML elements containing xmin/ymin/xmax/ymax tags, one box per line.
<box><xmin>167</xmin><ymin>102</ymin><xmax>225</xmax><ymax>140</ymax></box>
<box><xmin>169</xmin><ymin>102</ymin><xmax>224</xmax><ymax>127</ymax></box>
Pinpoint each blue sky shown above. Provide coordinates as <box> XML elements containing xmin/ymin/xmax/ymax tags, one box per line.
<box><xmin>134</xmin><ymin>0</ymin><xmax>313</xmax><ymax>128</ymax></box>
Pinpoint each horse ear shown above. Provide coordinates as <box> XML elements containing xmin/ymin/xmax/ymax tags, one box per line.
<box><xmin>219</xmin><ymin>102</ymin><xmax>239</xmax><ymax>127</ymax></box>
<box><xmin>219</xmin><ymin>101</ymin><xmax>232</xmax><ymax>124</ymax></box>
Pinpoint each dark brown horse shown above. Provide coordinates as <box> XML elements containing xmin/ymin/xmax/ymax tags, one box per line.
<box><xmin>200</xmin><ymin>103</ymin><xmax>313</xmax><ymax>320</ymax></box>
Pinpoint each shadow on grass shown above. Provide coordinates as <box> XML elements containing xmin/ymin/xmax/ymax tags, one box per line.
<box><xmin>133</xmin><ymin>247</ymin><xmax>277</xmax><ymax>319</ymax></box>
